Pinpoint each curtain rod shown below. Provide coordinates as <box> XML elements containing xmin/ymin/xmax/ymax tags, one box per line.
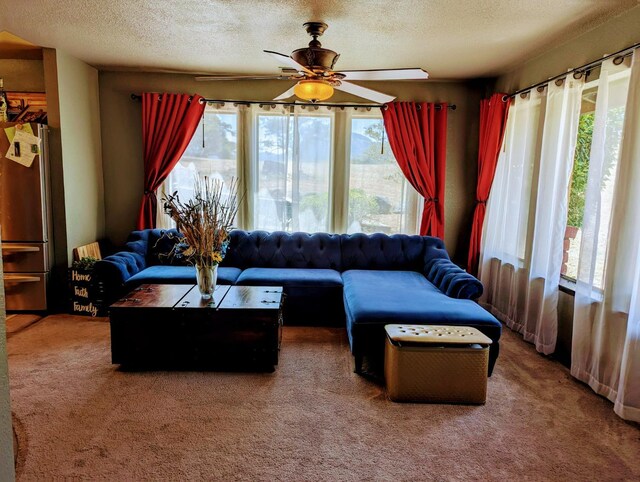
<box><xmin>129</xmin><ymin>93</ymin><xmax>456</xmax><ymax>110</ymax></box>
<box><xmin>506</xmin><ymin>40</ymin><xmax>640</xmax><ymax>99</ymax></box>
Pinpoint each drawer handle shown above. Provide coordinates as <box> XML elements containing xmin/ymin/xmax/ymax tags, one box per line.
<box><xmin>2</xmin><ymin>245</ymin><xmax>40</xmax><ymax>253</ymax></box>
<box><xmin>4</xmin><ymin>274</ymin><xmax>40</xmax><ymax>283</ymax></box>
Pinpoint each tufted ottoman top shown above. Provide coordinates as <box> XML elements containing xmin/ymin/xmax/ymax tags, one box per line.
<box><xmin>385</xmin><ymin>324</ymin><xmax>492</xmax><ymax>345</ymax></box>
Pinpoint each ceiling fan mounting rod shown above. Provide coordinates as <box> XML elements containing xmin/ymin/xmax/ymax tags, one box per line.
<box><xmin>304</xmin><ymin>21</ymin><xmax>328</xmax><ymax>47</ymax></box>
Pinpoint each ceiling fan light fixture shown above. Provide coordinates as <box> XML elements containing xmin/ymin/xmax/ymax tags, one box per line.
<box><xmin>293</xmin><ymin>79</ymin><xmax>334</xmax><ymax>102</ymax></box>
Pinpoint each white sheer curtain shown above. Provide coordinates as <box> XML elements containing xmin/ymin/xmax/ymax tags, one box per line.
<box><xmin>572</xmin><ymin>52</ymin><xmax>640</xmax><ymax>422</ymax></box>
<box><xmin>157</xmin><ymin>104</ymin><xmax>242</xmax><ymax>229</ymax></box>
<box><xmin>480</xmin><ymin>77</ymin><xmax>584</xmax><ymax>354</ymax></box>
<box><xmin>480</xmin><ymin>90</ymin><xmax>543</xmax><ymax>327</ymax></box>
<box><xmin>252</xmin><ymin>104</ymin><xmax>333</xmax><ymax>233</ymax></box>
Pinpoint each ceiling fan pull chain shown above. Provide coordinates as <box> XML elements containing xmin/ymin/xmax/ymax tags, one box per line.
<box><xmin>381</xmin><ymin>122</ymin><xmax>386</xmax><ymax>155</ymax></box>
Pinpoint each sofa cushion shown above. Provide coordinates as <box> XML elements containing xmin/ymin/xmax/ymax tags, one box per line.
<box><xmin>124</xmin><ymin>266</ymin><xmax>242</xmax><ymax>287</ymax></box>
<box><xmin>236</xmin><ymin>267</ymin><xmax>342</xmax><ymax>287</ymax></box>
<box><xmin>342</xmin><ymin>269</ymin><xmax>499</xmax><ymax>327</ymax></box>
<box><xmin>236</xmin><ymin>267</ymin><xmax>343</xmax><ymax>326</ymax></box>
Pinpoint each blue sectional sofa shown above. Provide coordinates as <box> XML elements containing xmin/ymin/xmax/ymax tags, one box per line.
<box><xmin>94</xmin><ymin>229</ymin><xmax>502</xmax><ymax>374</ymax></box>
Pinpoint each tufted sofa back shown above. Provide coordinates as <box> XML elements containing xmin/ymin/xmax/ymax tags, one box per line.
<box><xmin>339</xmin><ymin>233</ymin><xmax>445</xmax><ymax>272</ymax></box>
<box><xmin>118</xmin><ymin>229</ymin><xmax>452</xmax><ymax>273</ymax></box>
<box><xmin>222</xmin><ymin>230</ymin><xmax>343</xmax><ymax>270</ymax></box>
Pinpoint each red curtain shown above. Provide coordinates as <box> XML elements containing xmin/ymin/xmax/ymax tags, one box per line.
<box><xmin>467</xmin><ymin>93</ymin><xmax>511</xmax><ymax>276</ymax></box>
<box><xmin>136</xmin><ymin>92</ymin><xmax>205</xmax><ymax>230</ymax></box>
<box><xmin>382</xmin><ymin>102</ymin><xmax>448</xmax><ymax>238</ymax></box>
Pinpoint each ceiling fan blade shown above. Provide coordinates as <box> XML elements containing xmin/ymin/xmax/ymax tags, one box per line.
<box><xmin>334</xmin><ymin>81</ymin><xmax>396</xmax><ymax>103</ymax></box>
<box><xmin>195</xmin><ymin>74</ymin><xmax>290</xmax><ymax>81</ymax></box>
<box><xmin>338</xmin><ymin>68</ymin><xmax>429</xmax><ymax>81</ymax></box>
<box><xmin>264</xmin><ymin>50</ymin><xmax>315</xmax><ymax>76</ymax></box>
<box><xmin>273</xmin><ymin>85</ymin><xmax>296</xmax><ymax>101</ymax></box>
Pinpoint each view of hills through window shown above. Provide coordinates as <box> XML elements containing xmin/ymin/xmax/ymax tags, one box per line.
<box><xmin>255</xmin><ymin>113</ymin><xmax>332</xmax><ymax>232</ymax></box>
<box><xmin>348</xmin><ymin>117</ymin><xmax>416</xmax><ymax>234</ymax></box>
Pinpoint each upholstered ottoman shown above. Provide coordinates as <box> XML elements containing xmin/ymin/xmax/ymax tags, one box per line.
<box><xmin>384</xmin><ymin>325</ymin><xmax>492</xmax><ymax>404</ymax></box>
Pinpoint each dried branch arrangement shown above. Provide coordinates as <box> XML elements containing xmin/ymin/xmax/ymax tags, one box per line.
<box><xmin>163</xmin><ymin>177</ymin><xmax>240</xmax><ymax>266</ymax></box>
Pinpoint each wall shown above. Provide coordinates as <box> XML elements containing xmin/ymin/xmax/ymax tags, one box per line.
<box><xmin>42</xmin><ymin>49</ymin><xmax>69</xmax><ymax>307</ymax></box>
<box><xmin>497</xmin><ymin>5</ymin><xmax>640</xmax><ymax>92</ymax></box>
<box><xmin>494</xmin><ymin>5</ymin><xmax>640</xmax><ymax>363</ymax></box>
<box><xmin>0</xmin><ymin>59</ymin><xmax>44</xmax><ymax>91</ymax></box>
<box><xmin>98</xmin><ymin>72</ymin><xmax>484</xmax><ymax>263</ymax></box>
<box><xmin>556</xmin><ymin>290</ymin><xmax>574</xmax><ymax>366</ymax></box>
<box><xmin>55</xmin><ymin>50</ymin><xmax>106</xmax><ymax>262</ymax></box>
<box><xmin>0</xmin><ymin>245</ymin><xmax>16</xmax><ymax>481</ymax></box>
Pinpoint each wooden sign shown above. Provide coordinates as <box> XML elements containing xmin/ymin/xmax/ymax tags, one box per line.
<box><xmin>69</xmin><ymin>268</ymin><xmax>99</xmax><ymax>317</ymax></box>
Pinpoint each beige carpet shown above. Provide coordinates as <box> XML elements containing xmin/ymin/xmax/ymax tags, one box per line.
<box><xmin>6</xmin><ymin>314</ymin><xmax>42</xmax><ymax>335</ymax></box>
<box><xmin>6</xmin><ymin>315</ymin><xmax>640</xmax><ymax>481</ymax></box>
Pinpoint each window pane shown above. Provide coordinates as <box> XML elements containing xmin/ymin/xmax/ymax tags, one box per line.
<box><xmin>255</xmin><ymin>115</ymin><xmax>289</xmax><ymax>231</ymax></box>
<box><xmin>563</xmin><ymin>99</ymin><xmax>594</xmax><ymax>281</ymax></box>
<box><xmin>255</xmin><ymin>113</ymin><xmax>331</xmax><ymax>232</ymax></box>
<box><xmin>347</xmin><ymin>117</ymin><xmax>413</xmax><ymax>234</ymax></box>
<box><xmin>166</xmin><ymin>110</ymin><xmax>238</xmax><ymax>202</ymax></box>
<box><xmin>563</xmin><ymin>72</ymin><xmax>629</xmax><ymax>287</ymax></box>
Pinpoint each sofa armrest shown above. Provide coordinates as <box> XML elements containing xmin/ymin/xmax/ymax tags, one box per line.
<box><xmin>424</xmin><ymin>258</ymin><xmax>483</xmax><ymax>300</ymax></box>
<box><xmin>93</xmin><ymin>251</ymin><xmax>147</xmax><ymax>305</ymax></box>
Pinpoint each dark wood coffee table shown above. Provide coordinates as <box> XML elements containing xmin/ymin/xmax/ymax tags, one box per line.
<box><xmin>109</xmin><ymin>284</ymin><xmax>284</xmax><ymax>371</ymax></box>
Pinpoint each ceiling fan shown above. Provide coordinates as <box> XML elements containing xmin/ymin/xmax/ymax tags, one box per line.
<box><xmin>195</xmin><ymin>22</ymin><xmax>429</xmax><ymax>104</ymax></box>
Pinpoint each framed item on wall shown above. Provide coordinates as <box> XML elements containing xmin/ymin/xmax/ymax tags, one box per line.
<box><xmin>5</xmin><ymin>92</ymin><xmax>47</xmax><ymax>124</ymax></box>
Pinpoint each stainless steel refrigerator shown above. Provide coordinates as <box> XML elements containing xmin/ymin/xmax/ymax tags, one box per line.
<box><xmin>0</xmin><ymin>122</ymin><xmax>51</xmax><ymax>311</ymax></box>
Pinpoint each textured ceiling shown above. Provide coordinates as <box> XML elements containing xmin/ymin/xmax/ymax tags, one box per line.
<box><xmin>0</xmin><ymin>0</ymin><xmax>637</xmax><ymax>78</ymax></box>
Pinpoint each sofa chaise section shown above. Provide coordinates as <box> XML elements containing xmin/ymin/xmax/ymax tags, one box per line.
<box><xmin>342</xmin><ymin>270</ymin><xmax>501</xmax><ymax>375</ymax></box>
<box><xmin>338</xmin><ymin>233</ymin><xmax>500</xmax><ymax>375</ymax></box>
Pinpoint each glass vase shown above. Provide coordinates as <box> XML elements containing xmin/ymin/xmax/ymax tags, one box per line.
<box><xmin>196</xmin><ymin>263</ymin><xmax>218</xmax><ymax>299</ymax></box>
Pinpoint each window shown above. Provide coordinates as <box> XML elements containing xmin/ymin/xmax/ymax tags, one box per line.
<box><xmin>563</xmin><ymin>70</ymin><xmax>630</xmax><ymax>287</ymax></box>
<box><xmin>347</xmin><ymin>116</ymin><xmax>418</xmax><ymax>234</ymax></box>
<box><xmin>160</xmin><ymin>106</ymin><xmax>238</xmax><ymax>228</ymax></box>
<box><xmin>163</xmin><ymin>104</ymin><xmax>420</xmax><ymax>235</ymax></box>
<box><xmin>254</xmin><ymin>108</ymin><xmax>332</xmax><ymax>232</ymax></box>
